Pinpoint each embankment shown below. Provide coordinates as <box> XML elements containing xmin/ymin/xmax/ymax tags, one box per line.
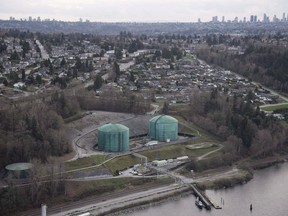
<box><xmin>87</xmin><ymin>185</ymin><xmax>192</xmax><ymax>216</ymax></box>
<box><xmin>195</xmin><ymin>170</ymin><xmax>253</xmax><ymax>190</ymax></box>
<box><xmin>103</xmin><ymin>187</ymin><xmax>192</xmax><ymax>216</ymax></box>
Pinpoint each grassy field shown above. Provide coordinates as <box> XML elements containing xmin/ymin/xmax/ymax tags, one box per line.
<box><xmin>153</xmin><ymin>100</ymin><xmax>165</xmax><ymax>107</ymax></box>
<box><xmin>261</xmin><ymin>103</ymin><xmax>288</xmax><ymax>112</ymax></box>
<box><xmin>183</xmin><ymin>55</ymin><xmax>195</xmax><ymax>60</ymax></box>
<box><xmin>188</xmin><ymin>146</ymin><xmax>219</xmax><ymax>157</ymax></box>
<box><xmin>105</xmin><ymin>155</ymin><xmax>142</xmax><ymax>173</ymax></box>
<box><xmin>170</xmin><ymin>103</ymin><xmax>190</xmax><ymax>114</ymax></box>
<box><xmin>65</xmin><ymin>177</ymin><xmax>173</xmax><ymax>199</ymax></box>
<box><xmin>140</xmin><ymin>142</ymin><xmax>220</xmax><ymax>161</ymax></box>
<box><xmin>65</xmin><ymin>155</ymin><xmax>108</xmax><ymax>171</ymax></box>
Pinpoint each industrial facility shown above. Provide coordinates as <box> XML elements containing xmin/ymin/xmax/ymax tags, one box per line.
<box><xmin>149</xmin><ymin>115</ymin><xmax>178</xmax><ymax>142</ymax></box>
<box><xmin>98</xmin><ymin>123</ymin><xmax>129</xmax><ymax>152</ymax></box>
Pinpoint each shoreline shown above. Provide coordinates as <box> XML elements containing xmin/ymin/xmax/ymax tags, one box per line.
<box><xmin>19</xmin><ymin>157</ymin><xmax>288</xmax><ymax>216</ymax></box>
<box><xmin>103</xmin><ymin>188</ymin><xmax>193</xmax><ymax>216</ymax></box>
<box><xmin>52</xmin><ymin>184</ymin><xmax>191</xmax><ymax>216</ymax></box>
<box><xmin>99</xmin><ymin>159</ymin><xmax>287</xmax><ymax>216</ymax></box>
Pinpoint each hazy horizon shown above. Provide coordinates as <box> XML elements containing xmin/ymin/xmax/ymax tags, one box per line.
<box><xmin>1</xmin><ymin>0</ymin><xmax>287</xmax><ymax>22</ymax></box>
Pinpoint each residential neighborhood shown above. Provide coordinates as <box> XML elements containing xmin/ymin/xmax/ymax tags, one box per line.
<box><xmin>0</xmin><ymin>30</ymin><xmax>285</xmax><ymax>114</ymax></box>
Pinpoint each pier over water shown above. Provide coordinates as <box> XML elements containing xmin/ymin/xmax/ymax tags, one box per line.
<box><xmin>128</xmin><ymin>163</ymin><xmax>288</xmax><ymax>216</ymax></box>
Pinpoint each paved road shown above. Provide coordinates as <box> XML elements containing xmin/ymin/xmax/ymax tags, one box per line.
<box><xmin>252</xmin><ymin>81</ymin><xmax>288</xmax><ymax>103</ymax></box>
<box><xmin>35</xmin><ymin>40</ymin><xmax>49</xmax><ymax>59</ymax></box>
<box><xmin>146</xmin><ymin>104</ymin><xmax>160</xmax><ymax>115</ymax></box>
<box><xmin>20</xmin><ymin>182</ymin><xmax>176</xmax><ymax>216</ymax></box>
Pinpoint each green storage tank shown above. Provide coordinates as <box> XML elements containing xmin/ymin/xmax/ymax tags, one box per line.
<box><xmin>149</xmin><ymin>115</ymin><xmax>178</xmax><ymax>142</ymax></box>
<box><xmin>5</xmin><ymin>162</ymin><xmax>33</xmax><ymax>179</ymax></box>
<box><xmin>98</xmin><ymin>123</ymin><xmax>129</xmax><ymax>152</ymax></box>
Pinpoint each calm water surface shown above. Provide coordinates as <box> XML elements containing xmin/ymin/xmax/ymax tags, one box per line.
<box><xmin>129</xmin><ymin>163</ymin><xmax>288</xmax><ymax>216</ymax></box>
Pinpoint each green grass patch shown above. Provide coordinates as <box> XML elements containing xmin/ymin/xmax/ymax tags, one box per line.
<box><xmin>153</xmin><ymin>100</ymin><xmax>165</xmax><ymax>107</ymax></box>
<box><xmin>189</xmin><ymin>146</ymin><xmax>220</xmax><ymax>157</ymax></box>
<box><xmin>261</xmin><ymin>103</ymin><xmax>288</xmax><ymax>112</ymax></box>
<box><xmin>186</xmin><ymin>143</ymin><xmax>215</xmax><ymax>150</ymax></box>
<box><xmin>140</xmin><ymin>141</ymin><xmax>209</xmax><ymax>161</ymax></box>
<box><xmin>65</xmin><ymin>165</ymin><xmax>108</xmax><ymax>179</ymax></box>
<box><xmin>105</xmin><ymin>155</ymin><xmax>142</xmax><ymax>173</ymax></box>
<box><xmin>184</xmin><ymin>55</ymin><xmax>194</xmax><ymax>60</ymax></box>
<box><xmin>141</xmin><ymin>145</ymin><xmax>191</xmax><ymax>161</ymax></box>
<box><xmin>140</xmin><ymin>143</ymin><xmax>218</xmax><ymax>161</ymax></box>
<box><xmin>169</xmin><ymin>103</ymin><xmax>190</xmax><ymax>113</ymax></box>
<box><xmin>65</xmin><ymin>155</ymin><xmax>107</xmax><ymax>171</ymax></box>
<box><xmin>66</xmin><ymin>177</ymin><xmax>173</xmax><ymax>200</ymax></box>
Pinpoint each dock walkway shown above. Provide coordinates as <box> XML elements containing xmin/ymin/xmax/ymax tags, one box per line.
<box><xmin>188</xmin><ymin>184</ymin><xmax>222</xmax><ymax>210</ymax></box>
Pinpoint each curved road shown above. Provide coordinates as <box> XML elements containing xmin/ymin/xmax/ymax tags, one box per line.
<box><xmin>68</xmin><ymin>113</ymin><xmax>138</xmax><ymax>161</ymax></box>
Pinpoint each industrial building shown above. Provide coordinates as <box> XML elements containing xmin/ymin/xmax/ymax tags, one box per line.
<box><xmin>177</xmin><ymin>156</ymin><xmax>189</xmax><ymax>161</ymax></box>
<box><xmin>152</xmin><ymin>160</ymin><xmax>168</xmax><ymax>167</ymax></box>
<box><xmin>98</xmin><ymin>123</ymin><xmax>129</xmax><ymax>152</ymax></box>
<box><xmin>149</xmin><ymin>115</ymin><xmax>178</xmax><ymax>142</ymax></box>
<box><xmin>5</xmin><ymin>162</ymin><xmax>33</xmax><ymax>179</ymax></box>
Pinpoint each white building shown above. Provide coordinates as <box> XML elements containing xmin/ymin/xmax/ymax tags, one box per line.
<box><xmin>152</xmin><ymin>160</ymin><xmax>167</xmax><ymax>167</ymax></box>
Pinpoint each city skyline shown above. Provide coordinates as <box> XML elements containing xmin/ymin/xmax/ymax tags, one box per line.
<box><xmin>0</xmin><ymin>0</ymin><xmax>287</xmax><ymax>23</ymax></box>
<box><xmin>6</xmin><ymin>12</ymin><xmax>288</xmax><ymax>24</ymax></box>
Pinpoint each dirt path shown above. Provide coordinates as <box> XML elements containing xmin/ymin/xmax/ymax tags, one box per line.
<box><xmin>193</xmin><ymin>166</ymin><xmax>239</xmax><ymax>183</ymax></box>
<box><xmin>147</xmin><ymin>104</ymin><xmax>160</xmax><ymax>115</ymax></box>
<box><xmin>197</xmin><ymin>144</ymin><xmax>223</xmax><ymax>160</ymax></box>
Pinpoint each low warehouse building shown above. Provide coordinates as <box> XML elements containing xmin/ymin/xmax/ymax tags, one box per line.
<box><xmin>152</xmin><ymin>160</ymin><xmax>168</xmax><ymax>167</ymax></box>
<box><xmin>177</xmin><ymin>156</ymin><xmax>189</xmax><ymax>161</ymax></box>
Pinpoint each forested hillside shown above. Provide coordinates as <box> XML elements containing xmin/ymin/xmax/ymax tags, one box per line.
<box><xmin>0</xmin><ymin>91</ymin><xmax>80</xmax><ymax>169</ymax></box>
<box><xmin>187</xmin><ymin>89</ymin><xmax>288</xmax><ymax>158</ymax></box>
<box><xmin>197</xmin><ymin>35</ymin><xmax>288</xmax><ymax>93</ymax></box>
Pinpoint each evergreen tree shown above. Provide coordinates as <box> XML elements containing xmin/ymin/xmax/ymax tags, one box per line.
<box><xmin>60</xmin><ymin>57</ymin><xmax>66</xmax><ymax>67</ymax></box>
<box><xmin>114</xmin><ymin>62</ymin><xmax>120</xmax><ymax>82</ymax></box>
<box><xmin>21</xmin><ymin>69</ymin><xmax>26</xmax><ymax>81</ymax></box>
<box><xmin>94</xmin><ymin>74</ymin><xmax>103</xmax><ymax>90</ymax></box>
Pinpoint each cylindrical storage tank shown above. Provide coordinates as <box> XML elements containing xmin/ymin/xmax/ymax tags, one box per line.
<box><xmin>98</xmin><ymin>123</ymin><xmax>129</xmax><ymax>152</ymax></box>
<box><xmin>149</xmin><ymin>115</ymin><xmax>178</xmax><ymax>142</ymax></box>
<box><xmin>5</xmin><ymin>162</ymin><xmax>33</xmax><ymax>179</ymax></box>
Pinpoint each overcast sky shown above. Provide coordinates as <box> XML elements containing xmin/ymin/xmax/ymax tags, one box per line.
<box><xmin>0</xmin><ymin>0</ymin><xmax>287</xmax><ymax>22</ymax></box>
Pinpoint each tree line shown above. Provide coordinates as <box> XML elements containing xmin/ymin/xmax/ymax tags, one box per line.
<box><xmin>77</xmin><ymin>86</ymin><xmax>150</xmax><ymax>114</ymax></box>
<box><xmin>188</xmin><ymin>89</ymin><xmax>288</xmax><ymax>158</ymax></box>
<box><xmin>0</xmin><ymin>91</ymin><xmax>81</xmax><ymax>170</ymax></box>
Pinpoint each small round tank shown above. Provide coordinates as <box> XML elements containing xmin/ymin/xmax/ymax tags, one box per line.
<box><xmin>5</xmin><ymin>162</ymin><xmax>33</xmax><ymax>179</ymax></box>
